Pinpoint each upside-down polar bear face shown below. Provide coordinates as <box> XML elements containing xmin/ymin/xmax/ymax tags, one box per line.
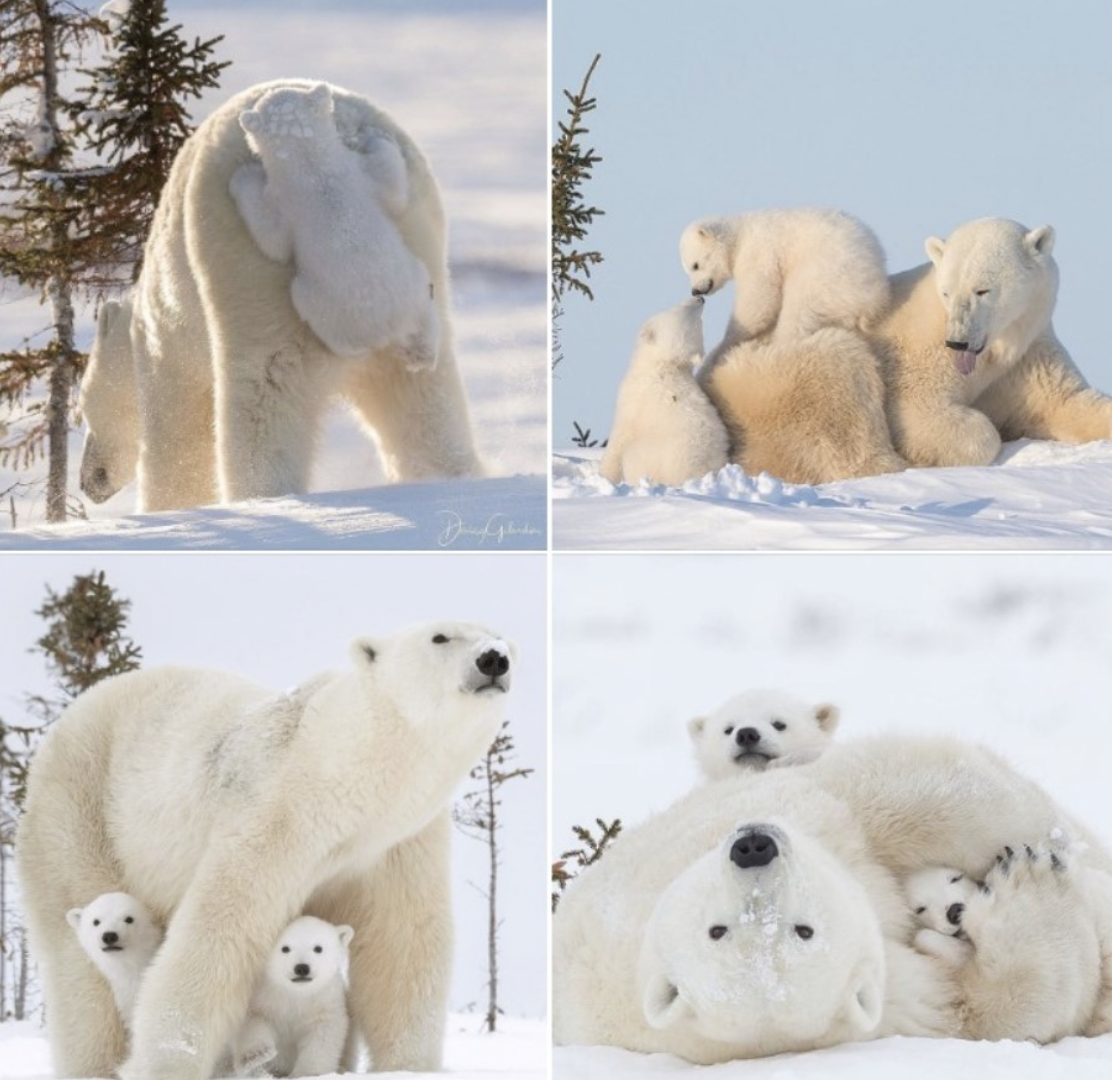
<box><xmin>640</xmin><ymin>822</ymin><xmax>886</xmax><ymax>1055</ymax></box>
<box><xmin>240</xmin><ymin>83</ymin><xmax>335</xmax><ymax>149</ymax></box>
<box><xmin>263</xmin><ymin>916</ymin><xmax>353</xmax><ymax>991</ymax></box>
<box><xmin>66</xmin><ymin>891</ymin><xmax>161</xmax><ymax>963</ymax></box>
<box><xmin>348</xmin><ymin>620</ymin><xmax>516</xmax><ymax>722</ymax></box>
<box><xmin>78</xmin><ymin>298</ymin><xmax>140</xmax><ymax>504</ymax></box>
<box><xmin>924</xmin><ymin>217</ymin><xmax>1057</xmax><ymax>374</ymax></box>
<box><xmin>637</xmin><ymin>298</ymin><xmax>706</xmax><ymax>365</ymax></box>
<box><xmin>688</xmin><ymin>689</ymin><xmax>839</xmax><ymax>781</ymax></box>
<box><xmin>904</xmin><ymin>866</ymin><xmax>979</xmax><ymax>937</ymax></box>
<box><xmin>679</xmin><ymin>221</ymin><xmax>731</xmax><ymax>298</ymax></box>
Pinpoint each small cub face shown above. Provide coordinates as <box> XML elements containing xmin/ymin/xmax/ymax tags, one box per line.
<box><xmin>66</xmin><ymin>891</ymin><xmax>161</xmax><ymax>963</ymax></box>
<box><xmin>637</xmin><ymin>297</ymin><xmax>705</xmax><ymax>366</ymax></box>
<box><xmin>265</xmin><ymin>915</ymin><xmax>353</xmax><ymax>991</ymax></box>
<box><xmin>679</xmin><ymin>222</ymin><xmax>729</xmax><ymax>297</ymax></box>
<box><xmin>904</xmin><ymin>866</ymin><xmax>979</xmax><ymax>937</ymax></box>
<box><xmin>688</xmin><ymin>689</ymin><xmax>839</xmax><ymax>782</ymax></box>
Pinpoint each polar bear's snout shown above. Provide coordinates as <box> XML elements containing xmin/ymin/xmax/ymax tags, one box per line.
<box><xmin>730</xmin><ymin>826</ymin><xmax>780</xmax><ymax>869</ymax></box>
<box><xmin>470</xmin><ymin>639</ymin><xmax>512</xmax><ymax>694</ymax></box>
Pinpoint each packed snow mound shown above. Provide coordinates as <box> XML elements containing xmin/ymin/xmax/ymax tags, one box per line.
<box><xmin>553</xmin><ymin>440</ymin><xmax>1112</xmax><ymax>550</ymax></box>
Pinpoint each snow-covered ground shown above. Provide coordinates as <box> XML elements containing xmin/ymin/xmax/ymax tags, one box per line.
<box><xmin>553</xmin><ymin>439</ymin><xmax>1112</xmax><ymax>549</ymax></box>
<box><xmin>552</xmin><ymin>554</ymin><xmax>1112</xmax><ymax>1079</ymax></box>
<box><xmin>0</xmin><ymin>1015</ymin><xmax>548</xmax><ymax>1080</ymax></box>
<box><xmin>0</xmin><ymin>1</ymin><xmax>546</xmax><ymax>546</ymax></box>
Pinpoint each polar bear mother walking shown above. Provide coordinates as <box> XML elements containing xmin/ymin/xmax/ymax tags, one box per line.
<box><xmin>17</xmin><ymin>622</ymin><xmax>516</xmax><ymax>1080</ymax></box>
<box><xmin>78</xmin><ymin>80</ymin><xmax>482</xmax><ymax>512</ymax></box>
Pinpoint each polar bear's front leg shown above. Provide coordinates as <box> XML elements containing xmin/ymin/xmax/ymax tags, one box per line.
<box><xmin>890</xmin><ymin>400</ymin><xmax>1002</xmax><ymax>468</ymax></box>
<box><xmin>957</xmin><ymin>844</ymin><xmax>1102</xmax><ymax>1043</ymax></box>
<box><xmin>232</xmin><ymin>1014</ymin><xmax>278</xmax><ymax>1077</ymax></box>
<box><xmin>229</xmin><ymin>163</ymin><xmax>294</xmax><ymax>264</ymax></box>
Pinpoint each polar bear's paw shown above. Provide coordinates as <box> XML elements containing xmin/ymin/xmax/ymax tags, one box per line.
<box><xmin>234</xmin><ymin>1039</ymin><xmax>277</xmax><ymax>1078</ymax></box>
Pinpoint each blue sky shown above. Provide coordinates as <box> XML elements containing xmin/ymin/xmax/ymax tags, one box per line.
<box><xmin>552</xmin><ymin>0</ymin><xmax>1112</xmax><ymax>445</ymax></box>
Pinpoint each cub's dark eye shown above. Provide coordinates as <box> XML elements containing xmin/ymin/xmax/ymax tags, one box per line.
<box><xmin>281</xmin><ymin>945</ymin><xmax>290</xmax><ymax>954</ymax></box>
<box><xmin>124</xmin><ymin>916</ymin><xmax>134</xmax><ymax>924</ymax></box>
<box><xmin>92</xmin><ymin>919</ymin><xmax>100</xmax><ymax>927</ymax></box>
<box><xmin>724</xmin><ymin>726</ymin><xmax>734</xmax><ymax>735</ymax></box>
<box><xmin>432</xmin><ymin>634</ymin><xmax>449</xmax><ymax>644</ymax></box>
<box><xmin>915</xmin><ymin>906</ymin><xmax>927</xmax><ymax>915</ymax></box>
<box><xmin>949</xmin><ymin>874</ymin><xmax>964</xmax><ymax>884</ymax></box>
<box><xmin>975</xmin><ymin>289</ymin><xmax>990</xmax><ymax>296</ymax></box>
<box><xmin>795</xmin><ymin>925</ymin><xmax>814</xmax><ymax>940</ymax></box>
<box><xmin>708</xmin><ymin>925</ymin><xmax>728</xmax><ymax>940</ymax></box>
<box><xmin>692</xmin><ymin>262</ymin><xmax>700</xmax><ymax>271</ymax></box>
<box><xmin>313</xmin><ymin>945</ymin><xmax>322</xmax><ymax>954</ymax></box>
<box><xmin>772</xmin><ymin>720</ymin><xmax>787</xmax><ymax>732</ymax></box>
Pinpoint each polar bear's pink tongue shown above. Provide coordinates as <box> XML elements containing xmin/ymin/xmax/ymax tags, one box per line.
<box><xmin>954</xmin><ymin>350</ymin><xmax>978</xmax><ymax>376</ymax></box>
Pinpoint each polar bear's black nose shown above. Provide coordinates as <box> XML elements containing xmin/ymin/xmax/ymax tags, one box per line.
<box><xmin>735</xmin><ymin>727</ymin><xmax>761</xmax><ymax>747</ymax></box>
<box><xmin>945</xmin><ymin>340</ymin><xmax>969</xmax><ymax>352</ymax></box>
<box><xmin>946</xmin><ymin>902</ymin><xmax>965</xmax><ymax>927</ymax></box>
<box><xmin>294</xmin><ymin>963</ymin><xmax>310</xmax><ymax>977</ymax></box>
<box><xmin>476</xmin><ymin>649</ymin><xmax>509</xmax><ymax>677</ymax></box>
<box><xmin>730</xmin><ymin>832</ymin><xmax>779</xmax><ymax>869</ymax></box>
<box><xmin>102</xmin><ymin>931</ymin><xmax>118</xmax><ymax>945</ymax></box>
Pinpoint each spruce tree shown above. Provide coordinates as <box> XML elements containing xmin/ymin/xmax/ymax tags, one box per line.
<box><xmin>453</xmin><ymin>721</ymin><xmax>534</xmax><ymax>1032</ymax></box>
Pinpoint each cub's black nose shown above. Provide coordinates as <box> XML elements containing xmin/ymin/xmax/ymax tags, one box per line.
<box><xmin>735</xmin><ymin>727</ymin><xmax>761</xmax><ymax>747</ymax></box>
<box><xmin>294</xmin><ymin>963</ymin><xmax>310</xmax><ymax>978</ymax></box>
<box><xmin>102</xmin><ymin>931</ymin><xmax>119</xmax><ymax>946</ymax></box>
<box><xmin>476</xmin><ymin>649</ymin><xmax>509</xmax><ymax>677</ymax></box>
<box><xmin>945</xmin><ymin>340</ymin><xmax>969</xmax><ymax>352</ymax></box>
<box><xmin>946</xmin><ymin>902</ymin><xmax>965</xmax><ymax>927</ymax></box>
<box><xmin>730</xmin><ymin>831</ymin><xmax>779</xmax><ymax>869</ymax></box>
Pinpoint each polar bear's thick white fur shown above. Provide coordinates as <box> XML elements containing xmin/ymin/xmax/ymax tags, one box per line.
<box><xmin>700</xmin><ymin>326</ymin><xmax>908</xmax><ymax>484</ymax></box>
<box><xmin>66</xmin><ymin>892</ymin><xmax>162</xmax><ymax>1033</ymax></box>
<box><xmin>874</xmin><ymin>217</ymin><xmax>1112</xmax><ymax>467</ymax></box>
<box><xmin>232</xmin><ymin>83</ymin><xmax>438</xmax><ymax>369</ymax></box>
<box><xmin>553</xmin><ymin>736</ymin><xmax>1112</xmax><ymax>1063</ymax></box>
<box><xmin>687</xmin><ymin>689</ymin><xmax>838</xmax><ymax>781</ymax></box>
<box><xmin>232</xmin><ymin>916</ymin><xmax>352</xmax><ymax>1079</ymax></box>
<box><xmin>77</xmin><ymin>79</ymin><xmax>481</xmax><ymax>513</ymax></box>
<box><xmin>679</xmin><ymin>208</ymin><xmax>890</xmax><ymax>364</ymax></box>
<box><xmin>17</xmin><ymin>622</ymin><xmax>516</xmax><ymax>1080</ymax></box>
<box><xmin>599</xmin><ymin>298</ymin><xmax>729</xmax><ymax>486</ymax></box>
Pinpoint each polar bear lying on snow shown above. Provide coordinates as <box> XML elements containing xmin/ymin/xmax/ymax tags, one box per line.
<box><xmin>232</xmin><ymin>83</ymin><xmax>439</xmax><ymax>369</ymax></box>
<box><xmin>18</xmin><ymin>622</ymin><xmax>516</xmax><ymax>1080</ymax></box>
<box><xmin>554</xmin><ymin>735</ymin><xmax>1112</xmax><ymax>1062</ymax></box>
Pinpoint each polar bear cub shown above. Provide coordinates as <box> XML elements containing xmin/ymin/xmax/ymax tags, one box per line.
<box><xmin>67</xmin><ymin>892</ymin><xmax>162</xmax><ymax>1032</ymax></box>
<box><xmin>231</xmin><ymin>82</ymin><xmax>438</xmax><ymax>368</ymax></box>
<box><xmin>688</xmin><ymin>689</ymin><xmax>839</xmax><ymax>781</ymax></box>
<box><xmin>904</xmin><ymin>866</ymin><xmax>978</xmax><ymax>967</ymax></box>
<box><xmin>680</xmin><ymin>208</ymin><xmax>890</xmax><ymax>361</ymax></box>
<box><xmin>233</xmin><ymin>916</ymin><xmax>353</xmax><ymax>1078</ymax></box>
<box><xmin>599</xmin><ymin>298</ymin><xmax>729</xmax><ymax>486</ymax></box>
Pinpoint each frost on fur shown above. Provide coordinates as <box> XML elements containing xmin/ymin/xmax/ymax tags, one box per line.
<box><xmin>234</xmin><ymin>82</ymin><xmax>438</xmax><ymax>369</ymax></box>
<box><xmin>67</xmin><ymin>892</ymin><xmax>162</xmax><ymax>1031</ymax></box>
<box><xmin>599</xmin><ymin>298</ymin><xmax>728</xmax><ymax>487</ymax></box>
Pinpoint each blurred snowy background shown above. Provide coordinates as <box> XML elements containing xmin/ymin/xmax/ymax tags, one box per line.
<box><xmin>0</xmin><ymin>0</ymin><xmax>546</xmax><ymax>542</ymax></box>
<box><xmin>553</xmin><ymin>553</ymin><xmax>1112</xmax><ymax>1078</ymax></box>
<box><xmin>0</xmin><ymin>551</ymin><xmax>547</xmax><ymax>1076</ymax></box>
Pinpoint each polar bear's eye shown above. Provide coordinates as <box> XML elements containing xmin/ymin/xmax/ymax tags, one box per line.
<box><xmin>124</xmin><ymin>916</ymin><xmax>134</xmax><ymax>924</ymax></box>
<box><xmin>708</xmin><ymin>925</ymin><xmax>728</xmax><ymax>940</ymax></box>
<box><xmin>92</xmin><ymin>919</ymin><xmax>100</xmax><ymax>927</ymax></box>
<box><xmin>692</xmin><ymin>262</ymin><xmax>700</xmax><ymax>271</ymax></box>
<box><xmin>313</xmin><ymin>945</ymin><xmax>323</xmax><ymax>953</ymax></box>
<box><xmin>281</xmin><ymin>946</ymin><xmax>290</xmax><ymax>954</ymax></box>
<box><xmin>724</xmin><ymin>726</ymin><xmax>733</xmax><ymax>735</ymax></box>
<box><xmin>914</xmin><ymin>906</ymin><xmax>927</xmax><ymax>915</ymax></box>
<box><xmin>949</xmin><ymin>874</ymin><xmax>964</xmax><ymax>884</ymax></box>
<box><xmin>772</xmin><ymin>720</ymin><xmax>787</xmax><ymax>731</ymax></box>
<box><xmin>975</xmin><ymin>289</ymin><xmax>990</xmax><ymax>297</ymax></box>
<box><xmin>431</xmin><ymin>634</ymin><xmax>450</xmax><ymax>644</ymax></box>
<box><xmin>794</xmin><ymin>925</ymin><xmax>814</xmax><ymax>940</ymax></box>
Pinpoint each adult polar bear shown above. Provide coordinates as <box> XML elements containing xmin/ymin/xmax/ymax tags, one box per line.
<box><xmin>875</xmin><ymin>217</ymin><xmax>1112</xmax><ymax>467</ymax></box>
<box><xmin>78</xmin><ymin>79</ymin><xmax>481</xmax><ymax>512</ymax></box>
<box><xmin>554</xmin><ymin>736</ymin><xmax>1112</xmax><ymax>1063</ymax></box>
<box><xmin>17</xmin><ymin>622</ymin><xmax>515</xmax><ymax>1080</ymax></box>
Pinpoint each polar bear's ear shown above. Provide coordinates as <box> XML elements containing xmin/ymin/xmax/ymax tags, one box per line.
<box><xmin>335</xmin><ymin>924</ymin><xmax>354</xmax><ymax>950</ymax></box>
<box><xmin>307</xmin><ymin>83</ymin><xmax>332</xmax><ymax>109</ymax></box>
<box><xmin>1024</xmin><ymin>224</ymin><xmax>1055</xmax><ymax>258</ymax></box>
<box><xmin>65</xmin><ymin>908</ymin><xmax>83</xmax><ymax>931</ymax></box>
<box><xmin>687</xmin><ymin>716</ymin><xmax>706</xmax><ymax>741</ymax></box>
<box><xmin>350</xmin><ymin>637</ymin><xmax>381</xmax><ymax>668</ymax></box>
<box><xmin>813</xmin><ymin>704</ymin><xmax>840</xmax><ymax>733</ymax></box>
<box><xmin>841</xmin><ymin>956</ymin><xmax>884</xmax><ymax>1035</ymax></box>
<box><xmin>924</xmin><ymin>236</ymin><xmax>946</xmax><ymax>266</ymax></box>
<box><xmin>642</xmin><ymin>971</ymin><xmax>693</xmax><ymax>1030</ymax></box>
<box><xmin>239</xmin><ymin>109</ymin><xmax>262</xmax><ymax>136</ymax></box>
